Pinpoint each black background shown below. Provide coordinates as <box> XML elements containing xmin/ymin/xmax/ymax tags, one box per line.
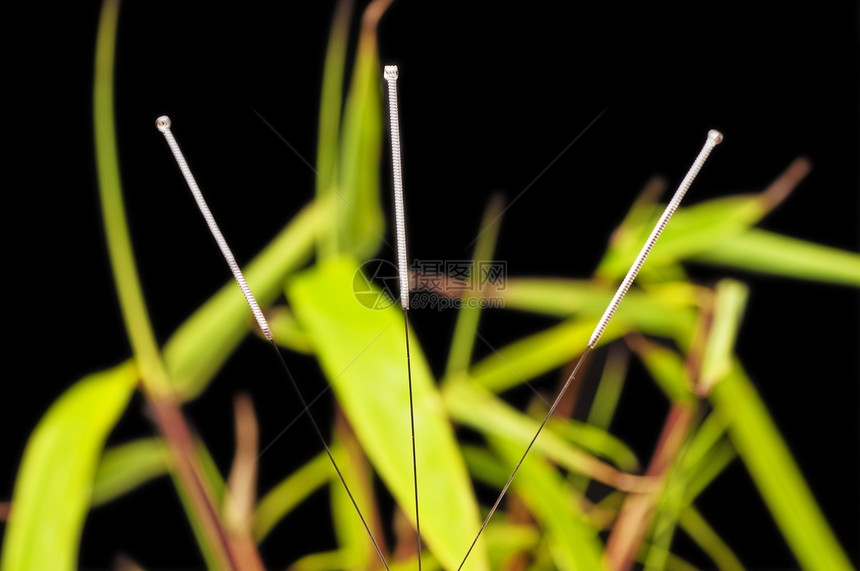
<box><xmin>6</xmin><ymin>1</ymin><xmax>859</xmax><ymax>569</ymax></box>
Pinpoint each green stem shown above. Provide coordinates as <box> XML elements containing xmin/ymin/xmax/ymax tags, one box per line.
<box><xmin>93</xmin><ymin>3</ymin><xmax>248</xmax><ymax>568</ymax></box>
<box><xmin>93</xmin><ymin>0</ymin><xmax>170</xmax><ymax>395</ymax></box>
<box><xmin>444</xmin><ymin>194</ymin><xmax>505</xmax><ymax>380</ymax></box>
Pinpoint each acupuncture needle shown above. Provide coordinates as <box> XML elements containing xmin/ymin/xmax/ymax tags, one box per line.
<box><xmin>457</xmin><ymin>129</ymin><xmax>724</xmax><ymax>570</ymax></box>
<box><xmin>383</xmin><ymin>65</ymin><xmax>423</xmax><ymax>570</ymax></box>
<box><xmin>155</xmin><ymin>115</ymin><xmax>391</xmax><ymax>571</ymax></box>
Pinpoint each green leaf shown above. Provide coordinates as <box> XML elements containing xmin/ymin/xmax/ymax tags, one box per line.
<box><xmin>546</xmin><ymin>418</ymin><xmax>640</xmax><ymax>474</ymax></box>
<box><xmin>329</xmin><ymin>421</ymin><xmax>383</xmax><ymax>570</ymax></box>
<box><xmin>287</xmin><ymin>257</ymin><xmax>489</xmax><ymax>570</ymax></box>
<box><xmin>444</xmin><ymin>380</ymin><xmax>645</xmax><ymax>492</ymax></box>
<box><xmin>468</xmin><ymin>318</ymin><xmax>603</xmax><ymax>394</ymax></box>
<box><xmin>678</xmin><ymin>506</ymin><xmax>744</xmax><ymax>571</ymax></box>
<box><xmin>683</xmin><ymin>439</ymin><xmax>736</xmax><ymax>506</ymax></box>
<box><xmin>162</xmin><ymin>437</ymin><xmax>229</xmax><ymax>570</ymax></box>
<box><xmin>444</xmin><ymin>194</ymin><xmax>505</xmax><ymax>380</ymax></box>
<box><xmin>93</xmin><ymin>0</ymin><xmax>170</xmax><ymax>394</ymax></box>
<box><xmin>497</xmin><ymin>278</ymin><xmax>699</xmax><ymax>343</ymax></box>
<box><xmin>482</xmin><ymin>523</ymin><xmax>540</xmax><ymax>571</ymax></box>
<box><xmin>644</xmin><ymin>461</ymin><xmax>687</xmax><ymax>571</ymax></box>
<box><xmin>490</xmin><ymin>436</ymin><xmax>605</xmax><ymax>571</ymax></box>
<box><xmin>699</xmin><ymin>279</ymin><xmax>748</xmax><ymax>394</ymax></box>
<box><xmin>315</xmin><ymin>0</ymin><xmax>351</xmax><ymax>259</ymax></box>
<box><xmin>678</xmin><ymin>410</ymin><xmax>736</xmax><ymax>503</ymax></box>
<box><xmin>628</xmin><ymin>336</ymin><xmax>696</xmax><ymax>404</ymax></box>
<box><xmin>92</xmin><ymin>438</ymin><xmax>168</xmax><ymax>506</ymax></box>
<box><xmin>254</xmin><ymin>452</ymin><xmax>331</xmax><ymax>543</ymax></box>
<box><xmin>95</xmin><ymin>0</ymin><xmax>330</xmax><ymax>401</ymax></box>
<box><xmin>1</xmin><ymin>363</ymin><xmax>137</xmax><ymax>571</ymax></box>
<box><xmin>692</xmin><ymin>229</ymin><xmax>860</xmax><ymax>287</ymax></box>
<box><xmin>467</xmin><ymin>287</ymin><xmax>696</xmax><ymax>395</ymax></box>
<box><xmin>329</xmin><ymin>8</ymin><xmax>386</xmax><ymax>260</ymax></box>
<box><xmin>267</xmin><ymin>305</ymin><xmax>314</xmax><ymax>354</ymax></box>
<box><xmin>585</xmin><ymin>344</ymin><xmax>630</xmax><ymax>432</ymax></box>
<box><xmin>163</xmin><ymin>198</ymin><xmax>330</xmax><ymax>399</ymax></box>
<box><xmin>710</xmin><ymin>364</ymin><xmax>853</xmax><ymax>570</ymax></box>
<box><xmin>597</xmin><ymin>194</ymin><xmax>771</xmax><ymax>282</ymax></box>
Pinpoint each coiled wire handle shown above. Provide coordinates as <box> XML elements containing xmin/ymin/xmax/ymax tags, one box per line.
<box><xmin>156</xmin><ymin>115</ymin><xmax>273</xmax><ymax>340</ymax></box>
<box><xmin>587</xmin><ymin>129</ymin><xmax>723</xmax><ymax>348</ymax></box>
<box><xmin>384</xmin><ymin>66</ymin><xmax>411</xmax><ymax>310</ymax></box>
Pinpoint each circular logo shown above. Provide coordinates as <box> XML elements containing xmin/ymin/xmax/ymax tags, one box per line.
<box><xmin>353</xmin><ymin>259</ymin><xmax>400</xmax><ymax>310</ymax></box>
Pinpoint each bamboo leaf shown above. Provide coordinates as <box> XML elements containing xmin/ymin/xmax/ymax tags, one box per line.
<box><xmin>92</xmin><ymin>438</ymin><xmax>168</xmax><ymax>506</ymax></box>
<box><xmin>709</xmin><ymin>364</ymin><xmax>853</xmax><ymax>570</ymax></box>
<box><xmin>287</xmin><ymin>257</ymin><xmax>489</xmax><ymax>570</ymax></box>
<box><xmin>468</xmin><ymin>318</ymin><xmax>607</xmax><ymax>394</ymax></box>
<box><xmin>678</xmin><ymin>507</ymin><xmax>744</xmax><ymax>571</ymax></box>
<box><xmin>598</xmin><ymin>158</ymin><xmax>811</xmax><ymax>283</ymax></box>
<box><xmin>627</xmin><ymin>336</ymin><xmax>696</xmax><ymax>404</ymax></box>
<box><xmin>482</xmin><ymin>524</ymin><xmax>540</xmax><ymax>571</ymax></box>
<box><xmin>163</xmin><ymin>198</ymin><xmax>330</xmax><ymax>400</ymax></box>
<box><xmin>490</xmin><ymin>436</ymin><xmax>605</xmax><ymax>571</ymax></box>
<box><xmin>267</xmin><ymin>305</ymin><xmax>314</xmax><ymax>354</ymax></box>
<box><xmin>331</xmin><ymin>4</ymin><xmax>386</xmax><ymax>260</ymax></box>
<box><xmin>467</xmin><ymin>292</ymin><xmax>695</xmax><ymax>395</ymax></box>
<box><xmin>1</xmin><ymin>363</ymin><xmax>137</xmax><ymax>571</ymax></box>
<box><xmin>597</xmin><ymin>194</ymin><xmax>771</xmax><ymax>282</ymax></box>
<box><xmin>93</xmin><ymin>0</ymin><xmax>170</xmax><ymax>395</ymax></box>
<box><xmin>585</xmin><ymin>345</ymin><xmax>628</xmax><ymax>429</ymax></box>
<box><xmin>692</xmin><ymin>229</ymin><xmax>860</xmax><ymax>288</ymax></box>
<box><xmin>547</xmin><ymin>418</ymin><xmax>641</xmax><ymax>473</ymax></box>
<box><xmin>254</xmin><ymin>453</ymin><xmax>330</xmax><ymax>543</ymax></box>
<box><xmin>444</xmin><ymin>380</ymin><xmax>647</xmax><ymax>492</ymax></box>
<box><xmin>644</xmin><ymin>463</ymin><xmax>687</xmax><ymax>571</ymax></box>
<box><xmin>496</xmin><ymin>279</ymin><xmax>699</xmax><ymax>351</ymax></box>
<box><xmin>97</xmin><ymin>0</ymin><xmax>328</xmax><ymax>402</ymax></box>
<box><xmin>678</xmin><ymin>408</ymin><xmax>737</xmax><ymax>503</ymax></box>
<box><xmin>444</xmin><ymin>195</ymin><xmax>505</xmax><ymax>380</ymax></box>
<box><xmin>289</xmin><ymin>550</ymin><xmax>355</xmax><ymax>571</ymax></box>
<box><xmin>700</xmin><ymin>279</ymin><xmax>748</xmax><ymax>394</ymax></box>
<box><xmin>329</xmin><ymin>418</ymin><xmax>384</xmax><ymax>570</ymax></box>
<box><xmin>315</xmin><ymin>0</ymin><xmax>352</xmax><ymax>258</ymax></box>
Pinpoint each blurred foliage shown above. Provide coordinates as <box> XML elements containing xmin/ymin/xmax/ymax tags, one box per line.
<box><xmin>2</xmin><ymin>0</ymin><xmax>858</xmax><ymax>570</ymax></box>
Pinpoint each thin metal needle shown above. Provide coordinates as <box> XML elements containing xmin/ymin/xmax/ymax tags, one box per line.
<box><xmin>384</xmin><ymin>65</ymin><xmax>411</xmax><ymax>313</ymax></box>
<box><xmin>457</xmin><ymin>129</ymin><xmax>724</xmax><ymax>570</ymax></box>
<box><xmin>384</xmin><ymin>65</ymin><xmax>423</xmax><ymax>569</ymax></box>
<box><xmin>587</xmin><ymin>129</ymin><xmax>724</xmax><ymax>348</ymax></box>
<box><xmin>156</xmin><ymin>115</ymin><xmax>390</xmax><ymax>571</ymax></box>
<box><xmin>156</xmin><ymin>115</ymin><xmax>273</xmax><ymax>341</ymax></box>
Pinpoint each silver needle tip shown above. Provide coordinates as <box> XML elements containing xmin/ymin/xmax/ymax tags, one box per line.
<box><xmin>708</xmin><ymin>129</ymin><xmax>724</xmax><ymax>145</ymax></box>
<box><xmin>384</xmin><ymin>65</ymin><xmax>399</xmax><ymax>80</ymax></box>
<box><xmin>156</xmin><ymin>115</ymin><xmax>172</xmax><ymax>132</ymax></box>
